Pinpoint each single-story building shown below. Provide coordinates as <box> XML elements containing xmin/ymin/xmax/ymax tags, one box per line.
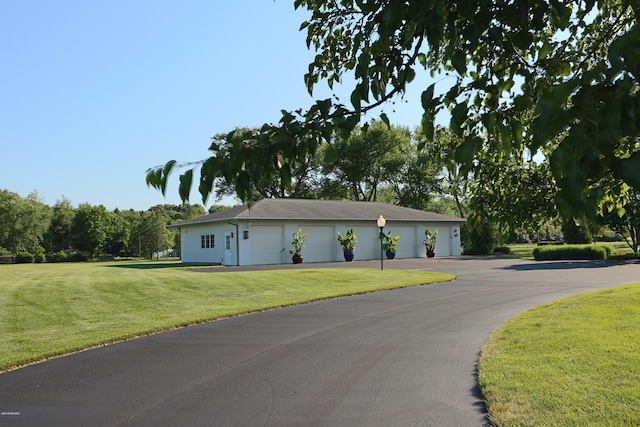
<box><xmin>170</xmin><ymin>199</ymin><xmax>466</xmax><ymax>266</ymax></box>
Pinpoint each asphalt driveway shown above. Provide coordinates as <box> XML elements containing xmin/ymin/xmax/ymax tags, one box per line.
<box><xmin>1</xmin><ymin>257</ymin><xmax>638</xmax><ymax>426</ymax></box>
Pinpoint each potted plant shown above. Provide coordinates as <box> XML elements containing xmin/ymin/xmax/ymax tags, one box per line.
<box><xmin>424</xmin><ymin>229</ymin><xmax>438</xmax><ymax>258</ymax></box>
<box><xmin>337</xmin><ymin>229</ymin><xmax>357</xmax><ymax>261</ymax></box>
<box><xmin>290</xmin><ymin>228</ymin><xmax>307</xmax><ymax>264</ymax></box>
<box><xmin>382</xmin><ymin>232</ymin><xmax>400</xmax><ymax>259</ymax></box>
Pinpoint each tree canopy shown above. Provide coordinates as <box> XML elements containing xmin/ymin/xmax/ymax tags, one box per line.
<box><xmin>147</xmin><ymin>0</ymin><xmax>639</xmax><ymax>223</ymax></box>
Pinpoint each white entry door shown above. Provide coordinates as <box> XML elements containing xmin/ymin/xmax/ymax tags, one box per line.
<box><xmin>223</xmin><ymin>232</ymin><xmax>234</xmax><ymax>266</ymax></box>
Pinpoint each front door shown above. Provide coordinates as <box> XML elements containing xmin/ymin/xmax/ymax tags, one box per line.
<box><xmin>223</xmin><ymin>232</ymin><xmax>234</xmax><ymax>266</ymax></box>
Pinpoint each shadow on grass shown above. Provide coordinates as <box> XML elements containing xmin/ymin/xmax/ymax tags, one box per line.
<box><xmin>106</xmin><ymin>262</ymin><xmax>185</xmax><ymax>270</ymax></box>
<box><xmin>501</xmin><ymin>260</ymin><xmax>629</xmax><ymax>271</ymax></box>
<box><xmin>473</xmin><ymin>352</ymin><xmax>492</xmax><ymax>426</ymax></box>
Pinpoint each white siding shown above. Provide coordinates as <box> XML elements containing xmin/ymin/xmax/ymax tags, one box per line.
<box><xmin>435</xmin><ymin>226</ymin><xmax>452</xmax><ymax>256</ymax></box>
<box><xmin>179</xmin><ymin>223</ymin><xmax>230</xmax><ymax>264</ymax></box>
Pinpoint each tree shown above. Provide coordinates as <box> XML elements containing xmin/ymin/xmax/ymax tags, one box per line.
<box><xmin>71</xmin><ymin>204</ymin><xmax>112</xmax><ymax>257</ymax></box>
<box><xmin>140</xmin><ymin>211</ymin><xmax>172</xmax><ymax>259</ymax></box>
<box><xmin>210</xmin><ymin>128</ymin><xmax>327</xmax><ymax>200</ymax></box>
<box><xmin>148</xmin><ymin>0</ymin><xmax>639</xmax><ymax>225</ymax></box>
<box><xmin>0</xmin><ymin>190</ymin><xmax>52</xmax><ymax>254</ymax></box>
<box><xmin>324</xmin><ymin>122</ymin><xmax>411</xmax><ymax>201</ymax></box>
<box><xmin>43</xmin><ymin>196</ymin><xmax>75</xmax><ymax>252</ymax></box>
<box><xmin>416</xmin><ymin>126</ymin><xmax>469</xmax><ymax>217</ymax></box>
<box><xmin>467</xmin><ymin>144</ymin><xmax>558</xmax><ymax>235</ymax></box>
<box><xmin>600</xmin><ymin>187</ymin><xmax>640</xmax><ymax>254</ymax></box>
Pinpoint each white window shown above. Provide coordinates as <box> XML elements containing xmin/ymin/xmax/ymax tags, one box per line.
<box><xmin>201</xmin><ymin>234</ymin><xmax>215</xmax><ymax>249</ymax></box>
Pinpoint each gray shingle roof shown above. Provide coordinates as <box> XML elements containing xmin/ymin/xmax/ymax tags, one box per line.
<box><xmin>171</xmin><ymin>199</ymin><xmax>465</xmax><ymax>227</ymax></box>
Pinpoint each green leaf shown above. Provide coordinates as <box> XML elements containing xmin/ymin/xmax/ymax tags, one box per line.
<box><xmin>455</xmin><ymin>136</ymin><xmax>476</xmax><ymax>167</ymax></box>
<box><xmin>350</xmin><ymin>90</ymin><xmax>361</xmax><ymax>113</ymax></box>
<box><xmin>450</xmin><ymin>102</ymin><xmax>468</xmax><ymax>137</ymax></box>
<box><xmin>198</xmin><ymin>158</ymin><xmax>216</xmax><ymax>205</ymax></box>
<box><xmin>162</xmin><ymin>160</ymin><xmax>176</xmax><ymax>177</ymax></box>
<box><xmin>178</xmin><ymin>169</ymin><xmax>193</xmax><ymax>203</ymax></box>
<box><xmin>558</xmin><ymin>61</ymin><xmax>571</xmax><ymax>76</ymax></box>
<box><xmin>421</xmin><ymin>84</ymin><xmax>435</xmax><ymax>109</ymax></box>
<box><xmin>618</xmin><ymin>153</ymin><xmax>640</xmax><ymax>190</ymax></box>
<box><xmin>539</xmin><ymin>41</ymin><xmax>553</xmax><ymax>60</ymax></box>
<box><xmin>451</xmin><ymin>50</ymin><xmax>467</xmax><ymax>75</ymax></box>
<box><xmin>317</xmin><ymin>98</ymin><xmax>332</xmax><ymax>118</ymax></box>
<box><xmin>380</xmin><ymin>112</ymin><xmax>390</xmax><ymax>128</ymax></box>
<box><xmin>418</xmin><ymin>53</ymin><xmax>427</xmax><ymax>68</ymax></box>
<box><xmin>549</xmin><ymin>0</ymin><xmax>571</xmax><ymax>30</ymax></box>
<box><xmin>323</xmin><ymin>145</ymin><xmax>338</xmax><ymax>165</ymax></box>
<box><xmin>421</xmin><ymin>111</ymin><xmax>434</xmax><ymax>141</ymax></box>
<box><xmin>405</xmin><ymin>67</ymin><xmax>416</xmax><ymax>83</ymax></box>
<box><xmin>279</xmin><ymin>163</ymin><xmax>292</xmax><ymax>187</ymax></box>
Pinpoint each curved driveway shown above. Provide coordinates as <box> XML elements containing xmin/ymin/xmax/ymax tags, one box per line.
<box><xmin>1</xmin><ymin>257</ymin><xmax>638</xmax><ymax>426</ymax></box>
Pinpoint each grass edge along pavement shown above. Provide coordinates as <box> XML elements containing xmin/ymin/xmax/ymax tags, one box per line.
<box><xmin>479</xmin><ymin>283</ymin><xmax>640</xmax><ymax>426</ymax></box>
<box><xmin>0</xmin><ymin>261</ymin><xmax>454</xmax><ymax>373</ymax></box>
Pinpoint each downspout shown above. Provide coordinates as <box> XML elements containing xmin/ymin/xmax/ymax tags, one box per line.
<box><xmin>228</xmin><ymin>221</ymin><xmax>240</xmax><ymax>266</ymax></box>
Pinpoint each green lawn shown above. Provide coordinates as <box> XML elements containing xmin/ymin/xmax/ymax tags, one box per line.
<box><xmin>0</xmin><ymin>261</ymin><xmax>454</xmax><ymax>372</ymax></box>
<box><xmin>479</xmin><ymin>284</ymin><xmax>640</xmax><ymax>426</ymax></box>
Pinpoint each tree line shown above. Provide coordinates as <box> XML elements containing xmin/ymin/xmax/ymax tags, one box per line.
<box><xmin>164</xmin><ymin>121</ymin><xmax>640</xmax><ymax>255</ymax></box>
<box><xmin>0</xmin><ymin>190</ymin><xmax>220</xmax><ymax>262</ymax></box>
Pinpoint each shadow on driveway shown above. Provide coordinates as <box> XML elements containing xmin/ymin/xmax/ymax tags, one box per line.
<box><xmin>501</xmin><ymin>259</ymin><xmax>635</xmax><ymax>271</ymax></box>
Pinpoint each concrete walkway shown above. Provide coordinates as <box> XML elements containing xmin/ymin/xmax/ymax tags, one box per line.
<box><xmin>1</xmin><ymin>257</ymin><xmax>638</xmax><ymax>426</ymax></box>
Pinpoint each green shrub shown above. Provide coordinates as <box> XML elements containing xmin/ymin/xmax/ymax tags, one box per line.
<box><xmin>15</xmin><ymin>252</ymin><xmax>34</xmax><ymax>263</ymax></box>
<box><xmin>67</xmin><ymin>251</ymin><xmax>89</xmax><ymax>262</ymax></box>
<box><xmin>609</xmin><ymin>252</ymin><xmax>639</xmax><ymax>260</ymax></box>
<box><xmin>47</xmin><ymin>250</ymin><xmax>89</xmax><ymax>263</ymax></box>
<box><xmin>533</xmin><ymin>244</ymin><xmax>610</xmax><ymax>261</ymax></box>
<box><xmin>462</xmin><ymin>242</ymin><xmax>480</xmax><ymax>255</ymax></box>
<box><xmin>33</xmin><ymin>247</ymin><xmax>46</xmax><ymax>263</ymax></box>
<box><xmin>493</xmin><ymin>246</ymin><xmax>511</xmax><ymax>254</ymax></box>
<box><xmin>48</xmin><ymin>251</ymin><xmax>68</xmax><ymax>263</ymax></box>
<box><xmin>466</xmin><ymin>221</ymin><xmax>495</xmax><ymax>255</ymax></box>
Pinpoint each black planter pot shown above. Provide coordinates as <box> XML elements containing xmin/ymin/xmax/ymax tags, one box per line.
<box><xmin>292</xmin><ymin>254</ymin><xmax>304</xmax><ymax>264</ymax></box>
<box><xmin>343</xmin><ymin>251</ymin><xmax>354</xmax><ymax>262</ymax></box>
<box><xmin>385</xmin><ymin>250</ymin><xmax>396</xmax><ymax>259</ymax></box>
<box><xmin>426</xmin><ymin>250</ymin><xmax>436</xmax><ymax>258</ymax></box>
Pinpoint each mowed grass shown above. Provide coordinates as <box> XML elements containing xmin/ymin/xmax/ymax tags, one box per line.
<box><xmin>479</xmin><ymin>284</ymin><xmax>640</xmax><ymax>426</ymax></box>
<box><xmin>0</xmin><ymin>261</ymin><xmax>454</xmax><ymax>372</ymax></box>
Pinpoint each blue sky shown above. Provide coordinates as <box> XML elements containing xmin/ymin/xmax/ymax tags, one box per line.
<box><xmin>1</xmin><ymin>1</ymin><xmax>433</xmax><ymax>211</ymax></box>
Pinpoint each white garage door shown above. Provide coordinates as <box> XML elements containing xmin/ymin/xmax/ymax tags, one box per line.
<box><xmin>346</xmin><ymin>226</ymin><xmax>381</xmax><ymax>261</ymax></box>
<box><xmin>387</xmin><ymin>226</ymin><xmax>418</xmax><ymax>258</ymax></box>
<box><xmin>251</xmin><ymin>225</ymin><xmax>284</xmax><ymax>265</ymax></box>
<box><xmin>303</xmin><ymin>226</ymin><xmax>335</xmax><ymax>262</ymax></box>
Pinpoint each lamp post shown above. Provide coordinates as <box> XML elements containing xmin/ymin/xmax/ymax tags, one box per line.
<box><xmin>377</xmin><ymin>215</ymin><xmax>386</xmax><ymax>270</ymax></box>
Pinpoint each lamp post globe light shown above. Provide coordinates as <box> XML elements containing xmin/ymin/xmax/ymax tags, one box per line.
<box><xmin>377</xmin><ymin>215</ymin><xmax>386</xmax><ymax>270</ymax></box>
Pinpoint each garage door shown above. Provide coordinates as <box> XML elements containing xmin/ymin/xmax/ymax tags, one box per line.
<box><xmin>251</xmin><ymin>225</ymin><xmax>285</xmax><ymax>265</ymax></box>
<box><xmin>387</xmin><ymin>226</ymin><xmax>418</xmax><ymax>258</ymax></box>
<box><xmin>345</xmin><ymin>226</ymin><xmax>380</xmax><ymax>261</ymax></box>
<box><xmin>303</xmin><ymin>226</ymin><xmax>335</xmax><ymax>263</ymax></box>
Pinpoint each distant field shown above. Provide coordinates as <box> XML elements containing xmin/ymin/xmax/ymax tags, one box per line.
<box><xmin>0</xmin><ymin>261</ymin><xmax>454</xmax><ymax>372</ymax></box>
